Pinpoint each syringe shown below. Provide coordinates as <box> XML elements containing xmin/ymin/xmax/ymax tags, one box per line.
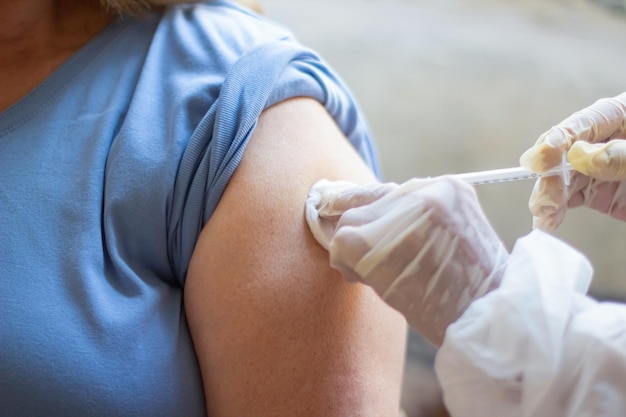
<box><xmin>453</xmin><ymin>162</ymin><xmax>573</xmax><ymax>186</ymax></box>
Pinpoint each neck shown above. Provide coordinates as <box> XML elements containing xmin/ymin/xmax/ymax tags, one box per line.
<box><xmin>0</xmin><ymin>0</ymin><xmax>113</xmax><ymax>54</ymax></box>
<box><xmin>0</xmin><ymin>0</ymin><xmax>114</xmax><ymax>111</ymax></box>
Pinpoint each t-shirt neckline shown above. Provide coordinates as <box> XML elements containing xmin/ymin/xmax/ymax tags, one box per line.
<box><xmin>0</xmin><ymin>16</ymin><xmax>133</xmax><ymax>137</ymax></box>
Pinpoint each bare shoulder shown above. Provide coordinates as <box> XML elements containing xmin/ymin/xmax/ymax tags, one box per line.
<box><xmin>185</xmin><ymin>97</ymin><xmax>406</xmax><ymax>416</ymax></box>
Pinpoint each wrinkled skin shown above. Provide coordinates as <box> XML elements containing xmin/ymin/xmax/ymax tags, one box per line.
<box><xmin>307</xmin><ymin>176</ymin><xmax>508</xmax><ymax>346</ymax></box>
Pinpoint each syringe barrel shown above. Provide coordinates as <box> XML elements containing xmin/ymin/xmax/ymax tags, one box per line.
<box><xmin>454</xmin><ymin>163</ymin><xmax>572</xmax><ymax>185</ymax></box>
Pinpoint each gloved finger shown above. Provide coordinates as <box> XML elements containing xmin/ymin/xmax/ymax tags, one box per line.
<box><xmin>306</xmin><ymin>180</ymin><xmax>358</xmax><ymax>250</ymax></box>
<box><xmin>568</xmin><ymin>177</ymin><xmax>626</xmax><ymax>222</ymax></box>
<box><xmin>329</xmin><ymin>178</ymin><xmax>440</xmax><ymax>283</ymax></box>
<box><xmin>530</xmin><ymin>169</ymin><xmax>626</xmax><ymax>230</ymax></box>
<box><xmin>528</xmin><ymin>174</ymin><xmax>570</xmax><ymax>231</ymax></box>
<box><xmin>519</xmin><ymin>129</ymin><xmax>572</xmax><ymax>174</ymax></box>
<box><xmin>567</xmin><ymin>139</ymin><xmax>626</xmax><ymax>181</ymax></box>
<box><xmin>559</xmin><ymin>94</ymin><xmax>626</xmax><ymax>143</ymax></box>
<box><xmin>317</xmin><ymin>182</ymin><xmax>399</xmax><ymax>220</ymax></box>
<box><xmin>328</xmin><ymin>207</ymin><xmax>461</xmax><ymax>346</ymax></box>
<box><xmin>520</xmin><ymin>93</ymin><xmax>626</xmax><ymax>174</ymax></box>
<box><xmin>332</xmin><ymin>178</ymin><xmax>433</xmax><ymax>228</ymax></box>
<box><xmin>308</xmin><ymin>179</ymin><xmax>399</xmax><ymax>220</ymax></box>
<box><xmin>328</xmin><ymin>204</ymin><xmax>434</xmax><ymax>286</ymax></box>
<box><xmin>305</xmin><ymin>179</ymin><xmax>400</xmax><ymax>251</ymax></box>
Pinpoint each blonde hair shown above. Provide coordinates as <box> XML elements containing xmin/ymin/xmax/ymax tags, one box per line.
<box><xmin>101</xmin><ymin>0</ymin><xmax>263</xmax><ymax>16</ymax></box>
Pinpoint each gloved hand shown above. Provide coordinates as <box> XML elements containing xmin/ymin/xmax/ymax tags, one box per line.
<box><xmin>519</xmin><ymin>92</ymin><xmax>626</xmax><ymax>230</ymax></box>
<box><xmin>306</xmin><ymin>177</ymin><xmax>508</xmax><ymax>347</ymax></box>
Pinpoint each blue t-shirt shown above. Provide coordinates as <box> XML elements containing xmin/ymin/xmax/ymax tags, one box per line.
<box><xmin>0</xmin><ymin>1</ymin><xmax>380</xmax><ymax>416</ymax></box>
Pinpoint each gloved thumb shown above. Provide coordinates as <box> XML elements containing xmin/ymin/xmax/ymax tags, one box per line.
<box><xmin>315</xmin><ymin>181</ymin><xmax>398</xmax><ymax>219</ymax></box>
<box><xmin>305</xmin><ymin>179</ymin><xmax>397</xmax><ymax>250</ymax></box>
<box><xmin>568</xmin><ymin>139</ymin><xmax>626</xmax><ymax>181</ymax></box>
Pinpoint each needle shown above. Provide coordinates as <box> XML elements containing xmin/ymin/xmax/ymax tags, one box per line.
<box><xmin>453</xmin><ymin>162</ymin><xmax>573</xmax><ymax>185</ymax></box>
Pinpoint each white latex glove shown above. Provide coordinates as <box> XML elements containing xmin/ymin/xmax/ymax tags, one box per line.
<box><xmin>519</xmin><ymin>92</ymin><xmax>626</xmax><ymax>230</ymax></box>
<box><xmin>306</xmin><ymin>177</ymin><xmax>508</xmax><ymax>346</ymax></box>
<box><xmin>435</xmin><ymin>230</ymin><xmax>626</xmax><ymax>417</ymax></box>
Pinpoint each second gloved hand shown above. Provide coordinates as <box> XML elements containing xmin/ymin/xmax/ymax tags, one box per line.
<box><xmin>519</xmin><ymin>93</ymin><xmax>626</xmax><ymax>230</ymax></box>
<box><xmin>307</xmin><ymin>177</ymin><xmax>508</xmax><ymax>346</ymax></box>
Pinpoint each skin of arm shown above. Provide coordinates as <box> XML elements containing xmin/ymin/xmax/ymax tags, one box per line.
<box><xmin>185</xmin><ymin>97</ymin><xmax>408</xmax><ymax>416</ymax></box>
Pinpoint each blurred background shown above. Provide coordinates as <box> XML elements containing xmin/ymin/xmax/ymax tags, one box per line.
<box><xmin>261</xmin><ymin>0</ymin><xmax>626</xmax><ymax>415</ymax></box>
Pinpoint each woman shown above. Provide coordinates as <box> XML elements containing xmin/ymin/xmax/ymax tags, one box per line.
<box><xmin>0</xmin><ymin>1</ymin><xmax>407</xmax><ymax>415</ymax></box>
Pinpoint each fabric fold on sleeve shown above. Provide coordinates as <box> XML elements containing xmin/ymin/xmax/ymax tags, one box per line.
<box><xmin>167</xmin><ymin>39</ymin><xmax>380</xmax><ymax>283</ymax></box>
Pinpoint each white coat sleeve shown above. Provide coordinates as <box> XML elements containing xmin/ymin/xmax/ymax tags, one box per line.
<box><xmin>434</xmin><ymin>229</ymin><xmax>626</xmax><ymax>417</ymax></box>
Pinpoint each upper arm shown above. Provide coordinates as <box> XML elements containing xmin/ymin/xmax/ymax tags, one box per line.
<box><xmin>184</xmin><ymin>97</ymin><xmax>407</xmax><ymax>416</ymax></box>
